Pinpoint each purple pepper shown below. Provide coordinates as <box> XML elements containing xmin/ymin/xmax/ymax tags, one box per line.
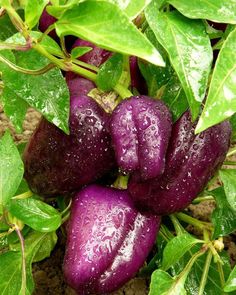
<box><xmin>110</xmin><ymin>96</ymin><xmax>172</xmax><ymax>180</ymax></box>
<box><xmin>128</xmin><ymin>111</ymin><xmax>231</xmax><ymax>215</ymax></box>
<box><xmin>23</xmin><ymin>78</ymin><xmax>115</xmax><ymax>196</ymax></box>
<box><xmin>63</xmin><ymin>184</ymin><xmax>160</xmax><ymax>294</ymax></box>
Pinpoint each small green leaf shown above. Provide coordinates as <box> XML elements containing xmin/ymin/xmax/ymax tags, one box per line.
<box><xmin>71</xmin><ymin>46</ymin><xmax>92</xmax><ymax>59</ymax></box>
<box><xmin>7</xmin><ymin>197</ymin><xmax>62</xmax><ymax>232</ymax></box>
<box><xmin>149</xmin><ymin>269</ymin><xmax>187</xmax><ymax>295</ymax></box>
<box><xmin>210</xmin><ymin>187</ymin><xmax>236</xmax><ymax>238</ymax></box>
<box><xmin>196</xmin><ymin>28</ymin><xmax>236</xmax><ymax>133</ymax></box>
<box><xmin>46</xmin><ymin>0</ymin><xmax>78</xmax><ymax>18</ymax></box>
<box><xmin>97</xmin><ymin>53</ymin><xmax>123</xmax><ymax>91</ymax></box>
<box><xmin>161</xmin><ymin>76</ymin><xmax>188</xmax><ymax>122</ymax></box>
<box><xmin>219</xmin><ymin>170</ymin><xmax>236</xmax><ymax>211</ymax></box>
<box><xmin>145</xmin><ymin>5</ymin><xmax>212</xmax><ymax>120</ymax></box>
<box><xmin>168</xmin><ymin>0</ymin><xmax>236</xmax><ymax>24</ymax></box>
<box><xmin>162</xmin><ymin>233</ymin><xmax>203</xmax><ymax>271</ymax></box>
<box><xmin>0</xmin><ymin>131</ymin><xmax>24</xmax><ymax>214</ymax></box>
<box><xmin>224</xmin><ymin>265</ymin><xmax>236</xmax><ymax>292</ymax></box>
<box><xmin>55</xmin><ymin>0</ymin><xmax>165</xmax><ymax>67</ymax></box>
<box><xmin>25</xmin><ymin>0</ymin><xmax>48</xmax><ymax>29</ymax></box>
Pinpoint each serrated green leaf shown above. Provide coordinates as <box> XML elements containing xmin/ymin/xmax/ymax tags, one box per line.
<box><xmin>0</xmin><ymin>131</ymin><xmax>24</xmax><ymax>214</ymax></box>
<box><xmin>196</xmin><ymin>28</ymin><xmax>236</xmax><ymax>133</ymax></box>
<box><xmin>25</xmin><ymin>0</ymin><xmax>49</xmax><ymax>29</ymax></box>
<box><xmin>145</xmin><ymin>5</ymin><xmax>212</xmax><ymax>120</ymax></box>
<box><xmin>219</xmin><ymin>170</ymin><xmax>236</xmax><ymax>211</ymax></box>
<box><xmin>210</xmin><ymin>187</ymin><xmax>236</xmax><ymax>238</ymax></box>
<box><xmin>149</xmin><ymin>269</ymin><xmax>187</xmax><ymax>295</ymax></box>
<box><xmin>7</xmin><ymin>197</ymin><xmax>62</xmax><ymax>232</ymax></box>
<box><xmin>55</xmin><ymin>0</ymin><xmax>165</xmax><ymax>67</ymax></box>
<box><xmin>71</xmin><ymin>46</ymin><xmax>92</xmax><ymax>59</ymax></box>
<box><xmin>224</xmin><ymin>265</ymin><xmax>236</xmax><ymax>292</ymax></box>
<box><xmin>1</xmin><ymin>35</ymin><xmax>69</xmax><ymax>133</ymax></box>
<box><xmin>162</xmin><ymin>233</ymin><xmax>203</xmax><ymax>271</ymax></box>
<box><xmin>168</xmin><ymin>0</ymin><xmax>236</xmax><ymax>24</ymax></box>
<box><xmin>162</xmin><ymin>75</ymin><xmax>189</xmax><ymax>122</ymax></box>
<box><xmin>97</xmin><ymin>53</ymin><xmax>123</xmax><ymax>91</ymax></box>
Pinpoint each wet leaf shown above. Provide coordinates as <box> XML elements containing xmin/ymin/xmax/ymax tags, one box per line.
<box><xmin>161</xmin><ymin>75</ymin><xmax>189</xmax><ymax>122</ymax></box>
<box><xmin>224</xmin><ymin>265</ymin><xmax>236</xmax><ymax>292</ymax></box>
<box><xmin>145</xmin><ymin>5</ymin><xmax>212</xmax><ymax>120</ymax></box>
<box><xmin>1</xmin><ymin>35</ymin><xmax>70</xmax><ymax>133</ymax></box>
<box><xmin>162</xmin><ymin>233</ymin><xmax>203</xmax><ymax>271</ymax></box>
<box><xmin>219</xmin><ymin>170</ymin><xmax>236</xmax><ymax>211</ymax></box>
<box><xmin>7</xmin><ymin>198</ymin><xmax>62</xmax><ymax>232</ymax></box>
<box><xmin>25</xmin><ymin>0</ymin><xmax>48</xmax><ymax>29</ymax></box>
<box><xmin>196</xmin><ymin>28</ymin><xmax>236</xmax><ymax>133</ymax></box>
<box><xmin>111</xmin><ymin>0</ymin><xmax>152</xmax><ymax>19</ymax></box>
<box><xmin>168</xmin><ymin>0</ymin><xmax>236</xmax><ymax>24</ymax></box>
<box><xmin>0</xmin><ymin>13</ymin><xmax>18</xmax><ymax>41</ymax></box>
<box><xmin>71</xmin><ymin>46</ymin><xmax>92</xmax><ymax>59</ymax></box>
<box><xmin>149</xmin><ymin>269</ymin><xmax>187</xmax><ymax>295</ymax></box>
<box><xmin>0</xmin><ymin>131</ymin><xmax>24</xmax><ymax>214</ymax></box>
<box><xmin>97</xmin><ymin>53</ymin><xmax>123</xmax><ymax>91</ymax></box>
<box><xmin>55</xmin><ymin>0</ymin><xmax>165</xmax><ymax>67</ymax></box>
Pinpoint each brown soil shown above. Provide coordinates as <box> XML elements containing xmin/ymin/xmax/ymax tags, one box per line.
<box><xmin>1</xmin><ymin>107</ymin><xmax>236</xmax><ymax>294</ymax></box>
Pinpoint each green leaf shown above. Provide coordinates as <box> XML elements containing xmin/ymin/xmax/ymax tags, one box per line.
<box><xmin>196</xmin><ymin>28</ymin><xmax>236</xmax><ymax>133</ymax></box>
<box><xmin>25</xmin><ymin>0</ymin><xmax>48</xmax><ymax>29</ymax></box>
<box><xmin>110</xmin><ymin>0</ymin><xmax>152</xmax><ymax>19</ymax></box>
<box><xmin>138</xmin><ymin>27</ymin><xmax>174</xmax><ymax>97</ymax></box>
<box><xmin>0</xmin><ymin>231</ymin><xmax>57</xmax><ymax>295</ymax></box>
<box><xmin>168</xmin><ymin>0</ymin><xmax>236</xmax><ymax>24</ymax></box>
<box><xmin>149</xmin><ymin>269</ymin><xmax>187</xmax><ymax>295</ymax></box>
<box><xmin>162</xmin><ymin>233</ymin><xmax>203</xmax><ymax>271</ymax></box>
<box><xmin>224</xmin><ymin>265</ymin><xmax>236</xmax><ymax>292</ymax></box>
<box><xmin>1</xmin><ymin>37</ymin><xmax>70</xmax><ymax>133</ymax></box>
<box><xmin>145</xmin><ymin>6</ymin><xmax>212</xmax><ymax>120</ymax></box>
<box><xmin>210</xmin><ymin>187</ymin><xmax>236</xmax><ymax>238</ymax></box>
<box><xmin>46</xmin><ymin>0</ymin><xmax>78</xmax><ymax>18</ymax></box>
<box><xmin>71</xmin><ymin>46</ymin><xmax>92</xmax><ymax>59</ymax></box>
<box><xmin>0</xmin><ymin>131</ymin><xmax>24</xmax><ymax>214</ymax></box>
<box><xmin>171</xmin><ymin>246</ymin><xmax>232</xmax><ymax>295</ymax></box>
<box><xmin>219</xmin><ymin>170</ymin><xmax>236</xmax><ymax>211</ymax></box>
<box><xmin>97</xmin><ymin>53</ymin><xmax>123</xmax><ymax>91</ymax></box>
<box><xmin>230</xmin><ymin>114</ymin><xmax>236</xmax><ymax>142</ymax></box>
<box><xmin>0</xmin><ymin>251</ymin><xmax>34</xmax><ymax>295</ymax></box>
<box><xmin>0</xmin><ymin>13</ymin><xmax>18</xmax><ymax>41</ymax></box>
<box><xmin>55</xmin><ymin>0</ymin><xmax>165</xmax><ymax>67</ymax></box>
<box><xmin>7</xmin><ymin>197</ymin><xmax>62</xmax><ymax>232</ymax></box>
<box><xmin>162</xmin><ymin>76</ymin><xmax>189</xmax><ymax>122</ymax></box>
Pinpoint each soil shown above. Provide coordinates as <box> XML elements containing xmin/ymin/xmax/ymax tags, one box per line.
<box><xmin>1</xmin><ymin>106</ymin><xmax>236</xmax><ymax>294</ymax></box>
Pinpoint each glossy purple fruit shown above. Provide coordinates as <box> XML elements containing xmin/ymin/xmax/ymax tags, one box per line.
<box><xmin>63</xmin><ymin>184</ymin><xmax>160</xmax><ymax>294</ymax></box>
<box><xmin>39</xmin><ymin>4</ymin><xmax>57</xmax><ymax>39</ymax></box>
<box><xmin>128</xmin><ymin>111</ymin><xmax>231</xmax><ymax>215</ymax></box>
<box><xmin>110</xmin><ymin>96</ymin><xmax>172</xmax><ymax>180</ymax></box>
<box><xmin>23</xmin><ymin>78</ymin><xmax>115</xmax><ymax>196</ymax></box>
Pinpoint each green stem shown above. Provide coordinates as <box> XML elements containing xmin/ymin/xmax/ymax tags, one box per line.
<box><xmin>60</xmin><ymin>36</ymin><xmax>70</xmax><ymax>57</ymax></box>
<box><xmin>227</xmin><ymin>146</ymin><xmax>236</xmax><ymax>157</ymax></box>
<box><xmin>112</xmin><ymin>174</ymin><xmax>129</xmax><ymax>190</ymax></box>
<box><xmin>12</xmin><ymin>191</ymin><xmax>33</xmax><ymax>200</ymax></box>
<box><xmin>72</xmin><ymin>58</ymin><xmax>99</xmax><ymax>72</ymax></box>
<box><xmin>176</xmin><ymin>212</ymin><xmax>213</xmax><ymax>231</ymax></box>
<box><xmin>0</xmin><ymin>42</ymin><xmax>30</xmax><ymax>51</ymax></box>
<box><xmin>169</xmin><ymin>214</ymin><xmax>185</xmax><ymax>235</ymax></box>
<box><xmin>37</xmin><ymin>24</ymin><xmax>56</xmax><ymax>43</ymax></box>
<box><xmin>217</xmin><ymin>261</ymin><xmax>226</xmax><ymax>289</ymax></box>
<box><xmin>114</xmin><ymin>83</ymin><xmax>133</xmax><ymax>99</ymax></box>
<box><xmin>159</xmin><ymin>224</ymin><xmax>175</xmax><ymax>241</ymax></box>
<box><xmin>15</xmin><ymin>226</ymin><xmax>26</xmax><ymax>295</ymax></box>
<box><xmin>4</xmin><ymin>6</ymin><xmax>28</xmax><ymax>39</ymax></box>
<box><xmin>198</xmin><ymin>251</ymin><xmax>213</xmax><ymax>295</ymax></box>
<box><xmin>223</xmin><ymin>161</ymin><xmax>236</xmax><ymax>166</ymax></box>
<box><xmin>192</xmin><ymin>196</ymin><xmax>215</xmax><ymax>204</ymax></box>
<box><xmin>0</xmin><ymin>54</ymin><xmax>56</xmax><ymax>75</ymax></box>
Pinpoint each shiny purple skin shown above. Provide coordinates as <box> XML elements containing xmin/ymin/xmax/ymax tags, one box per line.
<box><xmin>110</xmin><ymin>96</ymin><xmax>172</xmax><ymax>180</ymax></box>
<box><xmin>23</xmin><ymin>79</ymin><xmax>115</xmax><ymax>196</ymax></box>
<box><xmin>63</xmin><ymin>185</ymin><xmax>160</xmax><ymax>295</ymax></box>
<box><xmin>128</xmin><ymin>111</ymin><xmax>231</xmax><ymax>215</ymax></box>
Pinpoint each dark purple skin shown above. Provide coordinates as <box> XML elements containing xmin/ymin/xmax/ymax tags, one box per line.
<box><xmin>39</xmin><ymin>4</ymin><xmax>57</xmax><ymax>39</ymax></box>
<box><xmin>129</xmin><ymin>56</ymin><xmax>147</xmax><ymax>94</ymax></box>
<box><xmin>128</xmin><ymin>111</ymin><xmax>231</xmax><ymax>215</ymax></box>
<box><xmin>23</xmin><ymin>78</ymin><xmax>115</xmax><ymax>196</ymax></box>
<box><xmin>63</xmin><ymin>184</ymin><xmax>160</xmax><ymax>295</ymax></box>
<box><xmin>110</xmin><ymin>96</ymin><xmax>172</xmax><ymax>180</ymax></box>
